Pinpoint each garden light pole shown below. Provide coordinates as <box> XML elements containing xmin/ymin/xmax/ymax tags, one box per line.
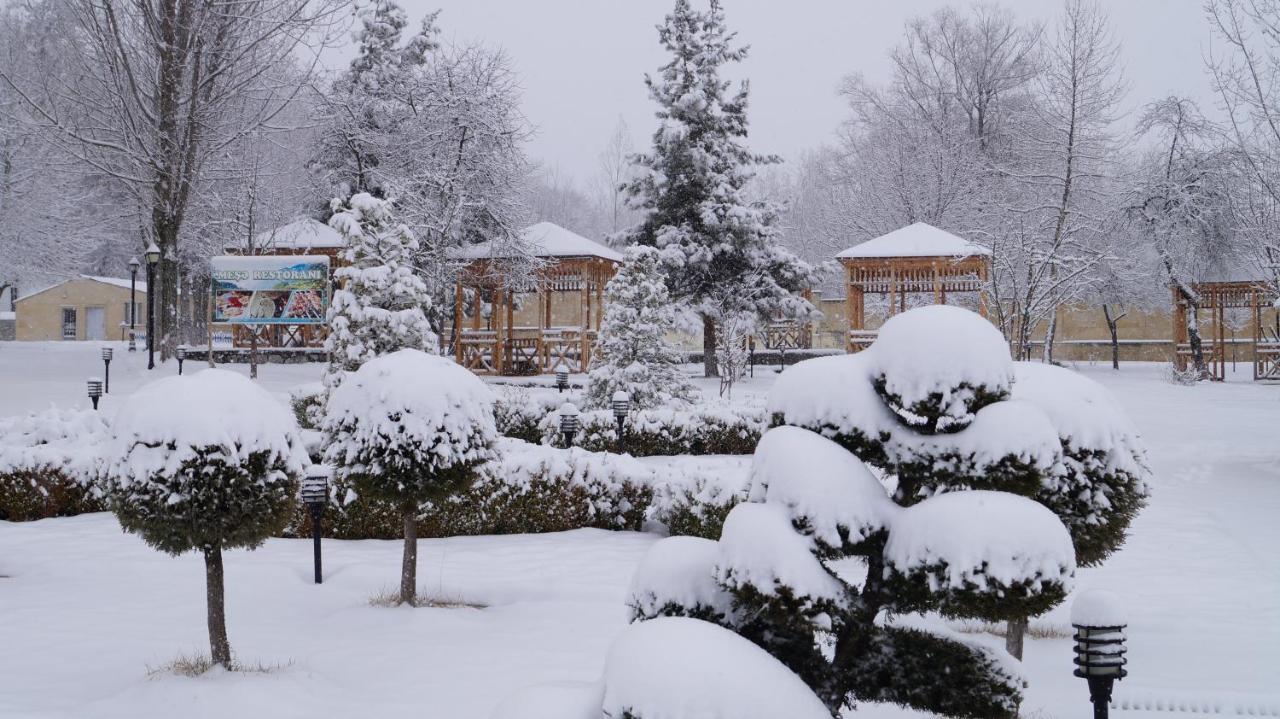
<box><xmin>1071</xmin><ymin>590</ymin><xmax>1129</xmax><ymax>719</ymax></box>
<box><xmin>100</xmin><ymin>347</ymin><xmax>113</xmax><ymax>393</ymax></box>
<box><xmin>87</xmin><ymin>378</ymin><xmax>103</xmax><ymax>410</ymax></box>
<box><xmin>128</xmin><ymin>257</ymin><xmax>140</xmax><ymax>351</ymax></box>
<box><xmin>559</xmin><ymin>402</ymin><xmax>579</xmax><ymax>447</ymax></box>
<box><xmin>301</xmin><ymin>467</ymin><xmax>330</xmax><ymax>584</ymax></box>
<box><xmin>176</xmin><ymin>346</ymin><xmax>186</xmax><ymax>375</ymax></box>
<box><xmin>144</xmin><ymin>243</ymin><xmax>160</xmax><ymax>370</ymax></box>
<box><xmin>611</xmin><ymin>390</ymin><xmax>630</xmax><ymax>454</ymax></box>
<box><xmin>555</xmin><ymin>367</ymin><xmax>569</xmax><ymax>393</ymax></box>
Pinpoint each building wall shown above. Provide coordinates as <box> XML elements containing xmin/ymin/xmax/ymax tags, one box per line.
<box><xmin>15</xmin><ymin>280</ymin><xmax>147</xmax><ymax>342</ymax></box>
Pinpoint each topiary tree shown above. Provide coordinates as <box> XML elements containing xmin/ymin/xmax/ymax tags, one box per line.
<box><xmin>629</xmin><ymin>305</ymin><xmax>1149</xmax><ymax>718</ymax></box>
<box><xmin>105</xmin><ymin>370</ymin><xmax>306</xmax><ymax>668</ymax></box>
<box><xmin>324</xmin><ymin>192</ymin><xmax>438</xmax><ymax>401</ymax></box>
<box><xmin>323</xmin><ymin>349</ymin><xmax>496</xmax><ymax>605</ymax></box>
<box><xmin>584</xmin><ymin>245</ymin><xmax>695</xmax><ymax>411</ymax></box>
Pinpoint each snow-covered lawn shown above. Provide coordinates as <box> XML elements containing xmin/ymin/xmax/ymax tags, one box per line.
<box><xmin>1</xmin><ymin>341</ymin><xmax>1278</xmax><ymax>718</ymax></box>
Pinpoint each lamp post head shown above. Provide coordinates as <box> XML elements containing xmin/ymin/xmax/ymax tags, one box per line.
<box><xmin>101</xmin><ymin>347</ymin><xmax>113</xmax><ymax>362</ymax></box>
<box><xmin>555</xmin><ymin>366</ymin><xmax>569</xmax><ymax>391</ymax></box>
<box><xmin>144</xmin><ymin>242</ymin><xmax>161</xmax><ymax>266</ymax></box>
<box><xmin>301</xmin><ymin>466</ymin><xmax>330</xmax><ymax>505</ymax></box>
<box><xmin>175</xmin><ymin>346</ymin><xmax>186</xmax><ymax>361</ymax></box>
<box><xmin>611</xmin><ymin>390</ymin><xmax>630</xmax><ymax>419</ymax></box>
<box><xmin>1071</xmin><ymin>590</ymin><xmax>1129</xmax><ymax>681</ymax></box>
<box><xmin>128</xmin><ymin>257</ymin><xmax>140</xmax><ymax>275</ymax></box>
<box><xmin>87</xmin><ymin>378</ymin><xmax>103</xmax><ymax>399</ymax></box>
<box><xmin>558</xmin><ymin>401</ymin><xmax>580</xmax><ymax>440</ymax></box>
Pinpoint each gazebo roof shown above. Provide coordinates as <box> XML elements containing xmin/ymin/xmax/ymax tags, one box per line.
<box><xmin>453</xmin><ymin>222</ymin><xmax>624</xmax><ymax>263</ymax></box>
<box><xmin>837</xmin><ymin>222</ymin><xmax>991</xmax><ymax>260</ymax></box>
<box><xmin>250</xmin><ymin>218</ymin><xmax>346</xmax><ymax>250</ymax></box>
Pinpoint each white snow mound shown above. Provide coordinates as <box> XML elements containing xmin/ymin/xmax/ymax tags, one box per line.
<box><xmin>1071</xmin><ymin>588</ymin><xmax>1129</xmax><ymax>627</ymax></box>
<box><xmin>629</xmin><ymin>536</ymin><xmax>734</xmax><ymax>620</ymax></box>
<box><xmin>602</xmin><ymin>617</ymin><xmax>831</xmax><ymax>719</ymax></box>
<box><xmin>885</xmin><ymin>490</ymin><xmax>1075</xmax><ymax>589</ymax></box>
<box><xmin>716</xmin><ymin>502</ymin><xmax>846</xmax><ymax>606</ymax></box>
<box><xmin>749</xmin><ymin>426</ymin><xmax>898</xmax><ymax>546</ymax></box>
<box><xmin>766</xmin><ymin>352</ymin><xmax>896</xmax><ymax>440</ymax></box>
<box><xmin>489</xmin><ymin>680</ymin><xmax>604</xmax><ymax>719</ymax></box>
<box><xmin>893</xmin><ymin>399</ymin><xmax>1061</xmax><ymax>478</ymax></box>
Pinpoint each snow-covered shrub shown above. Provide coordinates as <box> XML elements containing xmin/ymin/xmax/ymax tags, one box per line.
<box><xmin>492</xmin><ymin>386</ymin><xmax>565</xmax><ymax>443</ymax></box>
<box><xmin>629</xmin><ymin>306</ymin><xmax>1138</xmax><ymax>717</ymax></box>
<box><xmin>649</xmin><ymin>474</ymin><xmax>745</xmax><ymax>539</ymax></box>
<box><xmin>289</xmin><ymin>382</ymin><xmax>325</xmax><ymax>430</ymax></box>
<box><xmin>104</xmin><ymin>369</ymin><xmax>307</xmax><ymax>668</ymax></box>
<box><xmin>323</xmin><ymin>349</ymin><xmax>496</xmax><ymax>604</ymax></box>
<box><xmin>0</xmin><ymin>409</ymin><xmax>109</xmax><ymax>520</ymax></box>
<box><xmin>585</xmin><ymin>245</ymin><xmax>696</xmax><ymax>410</ymax></box>
<box><xmin>323</xmin><ymin>193</ymin><xmax>439</xmax><ymax>398</ymax></box>
<box><xmin>540</xmin><ymin>403</ymin><xmax>766</xmax><ymax>456</ymax></box>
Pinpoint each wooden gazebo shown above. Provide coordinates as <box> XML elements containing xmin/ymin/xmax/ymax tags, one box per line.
<box><xmin>452</xmin><ymin>222</ymin><xmax>623</xmax><ymax>375</ymax></box>
<box><xmin>1172</xmin><ymin>280</ymin><xmax>1280</xmax><ymax>381</ymax></box>
<box><xmin>837</xmin><ymin>223</ymin><xmax>992</xmax><ymax>352</ymax></box>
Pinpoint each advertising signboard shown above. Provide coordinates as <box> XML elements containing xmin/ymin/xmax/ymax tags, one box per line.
<box><xmin>211</xmin><ymin>255</ymin><xmax>330</xmax><ymax>325</ymax></box>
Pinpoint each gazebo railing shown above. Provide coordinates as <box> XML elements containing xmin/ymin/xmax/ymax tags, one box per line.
<box><xmin>848</xmin><ymin>329</ymin><xmax>878</xmax><ymax>354</ymax></box>
<box><xmin>458</xmin><ymin>327</ymin><xmax>598</xmax><ymax>375</ymax></box>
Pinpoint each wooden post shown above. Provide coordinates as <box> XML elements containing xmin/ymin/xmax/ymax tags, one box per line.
<box><xmin>454</xmin><ymin>278</ymin><xmax>464</xmax><ymax>365</ymax></box>
<box><xmin>932</xmin><ymin>262</ymin><xmax>943</xmax><ymax>305</ymax></box>
<box><xmin>506</xmin><ymin>286</ymin><xmax>515</xmax><ymax>375</ymax></box>
<box><xmin>845</xmin><ymin>262</ymin><xmax>856</xmax><ymax>351</ymax></box>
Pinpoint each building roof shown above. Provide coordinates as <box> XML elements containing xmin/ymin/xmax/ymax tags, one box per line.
<box><xmin>452</xmin><ymin>222</ymin><xmax>624</xmax><ymax>263</ymax></box>
<box><xmin>17</xmin><ymin>275</ymin><xmax>147</xmax><ymax>302</ymax></box>
<box><xmin>836</xmin><ymin>222</ymin><xmax>991</xmax><ymax>259</ymax></box>
<box><xmin>246</xmin><ymin>218</ymin><xmax>345</xmax><ymax>251</ymax></box>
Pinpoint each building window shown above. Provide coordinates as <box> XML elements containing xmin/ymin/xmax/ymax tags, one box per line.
<box><xmin>62</xmin><ymin>307</ymin><xmax>77</xmax><ymax>340</ymax></box>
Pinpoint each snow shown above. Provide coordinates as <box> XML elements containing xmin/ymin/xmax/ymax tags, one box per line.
<box><xmin>885</xmin><ymin>490</ymin><xmax>1075</xmax><ymax>591</ymax></box>
<box><xmin>601</xmin><ymin>617</ymin><xmax>831</xmax><ymax>719</ymax></box>
<box><xmin>748</xmin><ymin>426</ymin><xmax>897</xmax><ymax>547</ymax></box>
<box><xmin>323</xmin><ymin>349</ymin><xmax>496</xmax><ymax>474</ymax></box>
<box><xmin>1071</xmin><ymin>588</ymin><xmax>1129</xmax><ymax>627</ymax></box>
<box><xmin>108</xmin><ymin>368</ymin><xmax>306</xmax><ymax>485</ymax></box>
<box><xmin>489</xmin><ymin>680</ymin><xmax>603</xmax><ymax>719</ymax></box>
<box><xmin>835</xmin><ymin>222</ymin><xmax>991</xmax><ymax>259</ymax></box>
<box><xmin>0</xmin><ymin>407</ymin><xmax>109</xmax><ymax>481</ymax></box>
<box><xmin>715</xmin><ymin>502</ymin><xmax>846</xmax><ymax>606</ymax></box>
<box><xmin>249</xmin><ymin>217</ymin><xmax>346</xmax><ymax>250</ymax></box>
<box><xmin>628</xmin><ymin>536</ymin><xmax>735</xmax><ymax>620</ymax></box>
<box><xmin>766</xmin><ymin>352</ymin><xmax>897</xmax><ymax>441</ymax></box>
<box><xmin>81</xmin><ymin>274</ymin><xmax>148</xmax><ymax>293</ymax></box>
<box><xmin>868</xmin><ymin>305</ymin><xmax>1014</xmax><ymax>430</ymax></box>
<box><xmin>452</xmin><ymin>222</ymin><xmax>623</xmax><ymax>262</ymax></box>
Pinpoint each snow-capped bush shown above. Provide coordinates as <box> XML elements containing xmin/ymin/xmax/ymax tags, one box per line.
<box><xmin>323</xmin><ymin>349</ymin><xmax>496</xmax><ymax>605</ymax></box>
<box><xmin>540</xmin><ymin>403</ymin><xmax>766</xmax><ymax>456</ymax></box>
<box><xmin>648</xmin><ymin>473</ymin><xmax>745</xmax><ymax>540</ymax></box>
<box><xmin>0</xmin><ymin>409</ymin><xmax>109</xmax><ymax>520</ymax></box>
<box><xmin>289</xmin><ymin>382</ymin><xmax>325</xmax><ymax>430</ymax></box>
<box><xmin>629</xmin><ymin>536</ymin><xmax>736</xmax><ymax>624</ymax></box>
<box><xmin>492</xmin><ymin>386</ymin><xmax>568</xmax><ymax>443</ymax></box>
<box><xmin>627</xmin><ymin>306</ymin><xmax>1146</xmax><ymax>717</ymax></box>
<box><xmin>104</xmin><ymin>369</ymin><xmax>307</xmax><ymax>667</ymax></box>
<box><xmin>584</xmin><ymin>245</ymin><xmax>696</xmax><ymax>410</ymax></box>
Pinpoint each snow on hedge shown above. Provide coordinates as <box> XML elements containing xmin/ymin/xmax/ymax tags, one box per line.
<box><xmin>868</xmin><ymin>305</ymin><xmax>1013</xmax><ymax>431</ymax></box>
<box><xmin>108</xmin><ymin>369</ymin><xmax>306</xmax><ymax>486</ymax></box>
<box><xmin>1071</xmin><ymin>588</ymin><xmax>1128</xmax><ymax>627</ymax></box>
<box><xmin>323</xmin><ymin>349</ymin><xmax>496</xmax><ymax>476</ymax></box>
<box><xmin>716</xmin><ymin>502</ymin><xmax>846</xmax><ymax>607</ymax></box>
<box><xmin>0</xmin><ymin>408</ymin><xmax>109</xmax><ymax>481</ymax></box>
<box><xmin>766</xmin><ymin>352</ymin><xmax>897</xmax><ymax>440</ymax></box>
<box><xmin>489</xmin><ymin>680</ymin><xmax>604</xmax><ymax>719</ymax></box>
<box><xmin>889</xmin><ymin>399</ymin><xmax>1061</xmax><ymax>484</ymax></box>
<box><xmin>601</xmin><ymin>617</ymin><xmax>831</xmax><ymax>719</ymax></box>
<box><xmin>629</xmin><ymin>536</ymin><xmax>735</xmax><ymax>621</ymax></box>
<box><xmin>885</xmin><ymin>490</ymin><xmax>1075</xmax><ymax>591</ymax></box>
<box><xmin>748</xmin><ymin>426</ymin><xmax>898</xmax><ymax>548</ymax></box>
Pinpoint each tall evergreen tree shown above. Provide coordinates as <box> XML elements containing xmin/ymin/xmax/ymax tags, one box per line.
<box><xmin>323</xmin><ymin>193</ymin><xmax>438</xmax><ymax>396</ymax></box>
<box><xmin>621</xmin><ymin>0</ymin><xmax>815</xmax><ymax>377</ymax></box>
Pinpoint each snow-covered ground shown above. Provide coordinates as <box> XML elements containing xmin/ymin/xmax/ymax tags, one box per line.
<box><xmin>1</xmin><ymin>341</ymin><xmax>1278</xmax><ymax>718</ymax></box>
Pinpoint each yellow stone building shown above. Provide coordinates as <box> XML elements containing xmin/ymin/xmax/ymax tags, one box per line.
<box><xmin>14</xmin><ymin>276</ymin><xmax>147</xmax><ymax>342</ymax></box>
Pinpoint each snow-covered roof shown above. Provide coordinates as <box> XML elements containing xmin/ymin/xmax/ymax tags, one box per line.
<box><xmin>836</xmin><ymin>222</ymin><xmax>991</xmax><ymax>259</ymax></box>
<box><xmin>246</xmin><ymin>218</ymin><xmax>345</xmax><ymax>250</ymax></box>
<box><xmin>17</xmin><ymin>275</ymin><xmax>147</xmax><ymax>302</ymax></box>
<box><xmin>453</xmin><ymin>222</ymin><xmax>624</xmax><ymax>263</ymax></box>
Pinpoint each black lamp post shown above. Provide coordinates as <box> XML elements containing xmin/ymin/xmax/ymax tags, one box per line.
<box><xmin>558</xmin><ymin>402</ymin><xmax>579</xmax><ymax>448</ymax></box>
<box><xmin>301</xmin><ymin>467</ymin><xmax>330</xmax><ymax>584</ymax></box>
<box><xmin>611</xmin><ymin>390</ymin><xmax>630</xmax><ymax>454</ymax></box>
<box><xmin>87</xmin><ymin>378</ymin><xmax>103</xmax><ymax>410</ymax></box>
<box><xmin>176</xmin><ymin>346</ymin><xmax>186</xmax><ymax>375</ymax></box>
<box><xmin>128</xmin><ymin>257</ymin><xmax>140</xmax><ymax>352</ymax></box>
<box><xmin>144</xmin><ymin>242</ymin><xmax>160</xmax><ymax>370</ymax></box>
<box><xmin>100</xmin><ymin>347</ymin><xmax>113</xmax><ymax>393</ymax></box>
<box><xmin>555</xmin><ymin>367</ymin><xmax>569</xmax><ymax>393</ymax></box>
<box><xmin>1072</xmin><ymin>590</ymin><xmax>1129</xmax><ymax>719</ymax></box>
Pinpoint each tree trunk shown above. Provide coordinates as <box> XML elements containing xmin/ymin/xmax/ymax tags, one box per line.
<box><xmin>1005</xmin><ymin>615</ymin><xmax>1027</xmax><ymax>660</ymax></box>
<box><xmin>250</xmin><ymin>328</ymin><xmax>259</xmax><ymax>379</ymax></box>
<box><xmin>400</xmin><ymin>508</ymin><xmax>418</xmax><ymax>606</ymax></box>
<box><xmin>702</xmin><ymin>314</ymin><xmax>719</xmax><ymax>378</ymax></box>
<box><xmin>203</xmin><ymin>546</ymin><xmax>232</xmax><ymax>667</ymax></box>
<box><xmin>1186</xmin><ymin>304</ymin><xmax>1207</xmax><ymax>378</ymax></box>
<box><xmin>1102</xmin><ymin>304</ymin><xmax>1121</xmax><ymax>370</ymax></box>
<box><xmin>1042</xmin><ymin>307</ymin><xmax>1058</xmax><ymax>364</ymax></box>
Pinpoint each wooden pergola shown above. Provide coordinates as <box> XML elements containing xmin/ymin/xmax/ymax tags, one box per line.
<box><xmin>452</xmin><ymin>223</ymin><xmax>622</xmax><ymax>375</ymax></box>
<box><xmin>1172</xmin><ymin>280</ymin><xmax>1280</xmax><ymax>381</ymax></box>
<box><xmin>837</xmin><ymin>223</ymin><xmax>991</xmax><ymax>352</ymax></box>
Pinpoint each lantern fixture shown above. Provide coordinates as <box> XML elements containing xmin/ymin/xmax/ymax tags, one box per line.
<box><xmin>1071</xmin><ymin>590</ymin><xmax>1129</xmax><ymax>719</ymax></box>
<box><xmin>555</xmin><ymin>367</ymin><xmax>569</xmax><ymax>393</ymax></box>
<box><xmin>301</xmin><ymin>466</ymin><xmax>331</xmax><ymax>584</ymax></box>
<box><xmin>176</xmin><ymin>346</ymin><xmax>187</xmax><ymax>375</ymax></box>
<box><xmin>87</xmin><ymin>378</ymin><xmax>104</xmax><ymax>410</ymax></box>
<box><xmin>611</xmin><ymin>390</ymin><xmax>630</xmax><ymax>454</ymax></box>
<box><xmin>558</xmin><ymin>402</ymin><xmax>580</xmax><ymax>447</ymax></box>
<box><xmin>100</xmin><ymin>346</ymin><xmax>113</xmax><ymax>394</ymax></box>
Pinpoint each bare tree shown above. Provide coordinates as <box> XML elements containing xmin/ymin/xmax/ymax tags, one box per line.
<box><xmin>595</xmin><ymin>116</ymin><xmax>635</xmax><ymax>237</ymax></box>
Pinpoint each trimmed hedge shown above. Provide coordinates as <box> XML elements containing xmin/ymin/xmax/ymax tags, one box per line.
<box><xmin>539</xmin><ymin>405</ymin><xmax>766</xmax><ymax>457</ymax></box>
<box><xmin>0</xmin><ymin>409</ymin><xmax>107</xmax><ymax>521</ymax></box>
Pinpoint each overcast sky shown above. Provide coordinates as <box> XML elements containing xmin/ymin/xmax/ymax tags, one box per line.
<box><xmin>361</xmin><ymin>0</ymin><xmax>1220</xmax><ymax>184</ymax></box>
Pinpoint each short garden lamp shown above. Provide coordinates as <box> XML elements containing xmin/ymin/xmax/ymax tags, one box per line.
<box><xmin>175</xmin><ymin>346</ymin><xmax>187</xmax><ymax>375</ymax></box>
<box><xmin>87</xmin><ymin>378</ymin><xmax>103</xmax><ymax>410</ymax></box>
<box><xmin>558</xmin><ymin>401</ymin><xmax>580</xmax><ymax>447</ymax></box>
<box><xmin>100</xmin><ymin>346</ymin><xmax>113</xmax><ymax>393</ymax></box>
<box><xmin>1072</xmin><ymin>589</ymin><xmax>1128</xmax><ymax>719</ymax></box>
<box><xmin>555</xmin><ymin>366</ymin><xmax>569</xmax><ymax>393</ymax></box>
<box><xmin>301</xmin><ymin>466</ymin><xmax>330</xmax><ymax>584</ymax></box>
<box><xmin>611</xmin><ymin>390</ymin><xmax>630</xmax><ymax>454</ymax></box>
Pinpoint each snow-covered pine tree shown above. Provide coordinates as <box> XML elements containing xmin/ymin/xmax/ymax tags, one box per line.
<box><xmin>628</xmin><ymin>306</ymin><xmax>1150</xmax><ymax>718</ymax></box>
<box><xmin>620</xmin><ymin>0</ymin><xmax>816</xmax><ymax>378</ymax></box>
<box><xmin>585</xmin><ymin>246</ymin><xmax>695</xmax><ymax>410</ymax></box>
<box><xmin>323</xmin><ymin>193</ymin><xmax>438</xmax><ymax>398</ymax></box>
